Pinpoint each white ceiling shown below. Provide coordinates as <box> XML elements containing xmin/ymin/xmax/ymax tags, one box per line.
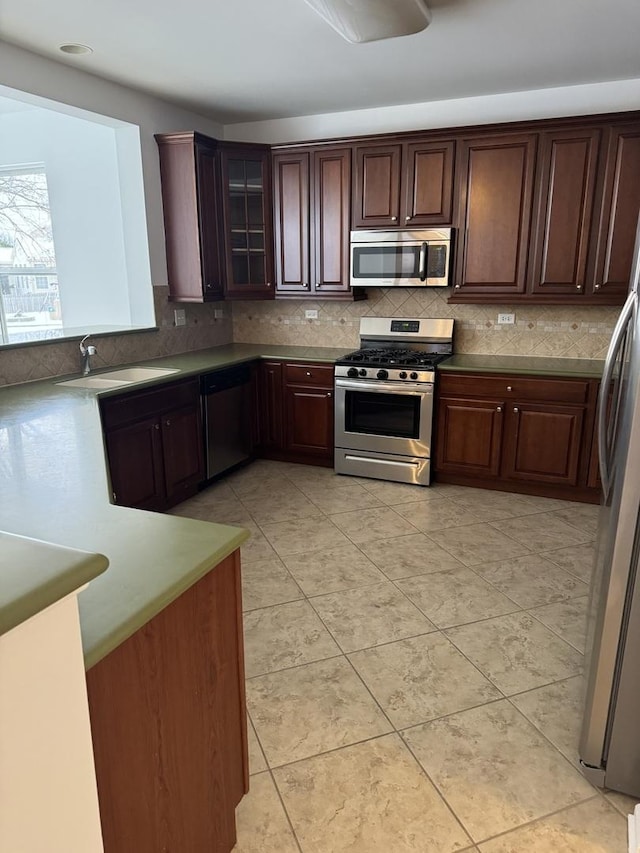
<box><xmin>2</xmin><ymin>0</ymin><xmax>640</xmax><ymax>125</ymax></box>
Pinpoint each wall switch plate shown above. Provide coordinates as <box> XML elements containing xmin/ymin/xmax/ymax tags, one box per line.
<box><xmin>214</xmin><ymin>308</ymin><xmax>224</xmax><ymax>319</ymax></box>
<box><xmin>497</xmin><ymin>313</ymin><xmax>515</xmax><ymax>325</ymax></box>
<box><xmin>174</xmin><ymin>309</ymin><xmax>186</xmax><ymax>327</ymax></box>
<box><xmin>305</xmin><ymin>309</ymin><xmax>319</xmax><ymax>319</ymax></box>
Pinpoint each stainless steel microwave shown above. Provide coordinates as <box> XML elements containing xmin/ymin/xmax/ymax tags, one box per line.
<box><xmin>350</xmin><ymin>228</ymin><xmax>452</xmax><ymax>288</ymax></box>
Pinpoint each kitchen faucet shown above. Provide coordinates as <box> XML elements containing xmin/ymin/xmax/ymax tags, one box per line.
<box><xmin>79</xmin><ymin>334</ymin><xmax>97</xmax><ymax>375</ymax></box>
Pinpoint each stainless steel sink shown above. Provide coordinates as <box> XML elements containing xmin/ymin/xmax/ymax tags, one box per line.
<box><xmin>57</xmin><ymin>367</ymin><xmax>180</xmax><ymax>389</ymax></box>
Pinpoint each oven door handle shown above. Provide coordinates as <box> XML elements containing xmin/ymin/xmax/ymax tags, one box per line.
<box><xmin>419</xmin><ymin>242</ymin><xmax>427</xmax><ymax>282</ymax></box>
<box><xmin>335</xmin><ymin>379</ymin><xmax>433</xmax><ymax>395</ymax></box>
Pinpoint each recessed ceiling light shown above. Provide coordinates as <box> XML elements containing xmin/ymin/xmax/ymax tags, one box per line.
<box><xmin>59</xmin><ymin>43</ymin><xmax>93</xmax><ymax>55</ymax></box>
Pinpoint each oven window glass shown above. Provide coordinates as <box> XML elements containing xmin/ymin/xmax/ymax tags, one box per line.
<box><xmin>345</xmin><ymin>390</ymin><xmax>420</xmax><ymax>438</ymax></box>
<box><xmin>352</xmin><ymin>246</ymin><xmax>420</xmax><ymax>280</ymax></box>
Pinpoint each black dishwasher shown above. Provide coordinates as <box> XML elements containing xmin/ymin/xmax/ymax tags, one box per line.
<box><xmin>201</xmin><ymin>364</ymin><xmax>252</xmax><ymax>480</ymax></box>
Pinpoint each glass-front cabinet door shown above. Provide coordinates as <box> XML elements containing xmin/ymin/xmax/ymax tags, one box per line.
<box><xmin>220</xmin><ymin>145</ymin><xmax>274</xmax><ymax>299</ymax></box>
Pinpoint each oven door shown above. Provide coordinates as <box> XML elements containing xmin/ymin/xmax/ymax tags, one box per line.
<box><xmin>334</xmin><ymin>378</ymin><xmax>433</xmax><ymax>457</ymax></box>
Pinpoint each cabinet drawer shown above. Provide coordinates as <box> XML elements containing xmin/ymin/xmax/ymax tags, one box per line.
<box><xmin>101</xmin><ymin>378</ymin><xmax>200</xmax><ymax>430</ymax></box>
<box><xmin>438</xmin><ymin>373</ymin><xmax>589</xmax><ymax>404</ymax></box>
<box><xmin>284</xmin><ymin>363</ymin><xmax>334</xmax><ymax>388</ymax></box>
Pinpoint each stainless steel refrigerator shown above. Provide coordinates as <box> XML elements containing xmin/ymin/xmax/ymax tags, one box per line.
<box><xmin>580</xmin><ymin>217</ymin><xmax>640</xmax><ymax>796</ymax></box>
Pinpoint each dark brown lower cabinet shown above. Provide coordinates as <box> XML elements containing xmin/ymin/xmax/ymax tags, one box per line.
<box><xmin>101</xmin><ymin>379</ymin><xmax>204</xmax><ymax>511</ymax></box>
<box><xmin>435</xmin><ymin>372</ymin><xmax>600</xmax><ymax>502</ymax></box>
<box><xmin>255</xmin><ymin>360</ymin><xmax>334</xmax><ymax>466</ymax></box>
<box><xmin>86</xmin><ymin>550</ymin><xmax>248</xmax><ymax>853</ymax></box>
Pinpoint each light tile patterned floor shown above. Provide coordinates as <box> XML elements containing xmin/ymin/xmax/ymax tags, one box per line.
<box><xmin>171</xmin><ymin>460</ymin><xmax>633</xmax><ymax>852</ymax></box>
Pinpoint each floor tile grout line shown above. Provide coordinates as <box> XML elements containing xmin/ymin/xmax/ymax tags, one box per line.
<box><xmin>525</xmin><ymin>606</ymin><xmax>588</xmax><ymax>654</ymax></box>
<box><xmin>265</xmin><ymin>766</ymin><xmax>305</xmax><ymax>853</ymax></box>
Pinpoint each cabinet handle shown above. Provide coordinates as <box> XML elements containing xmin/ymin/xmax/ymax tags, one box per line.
<box><xmin>391</xmin><ymin>216</ymin><xmax>397</xmax><ymax>222</ymax></box>
<box><xmin>506</xmin><ymin>386</ymin><xmax>512</xmax><ymax>392</ymax></box>
<box><xmin>513</xmin><ymin>407</ymin><xmax>519</xmax><ymax>413</ymax></box>
<box><xmin>496</xmin><ymin>406</ymin><xmax>502</xmax><ymax>413</ymax></box>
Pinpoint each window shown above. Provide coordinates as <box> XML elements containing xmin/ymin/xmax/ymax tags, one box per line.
<box><xmin>0</xmin><ymin>89</ymin><xmax>155</xmax><ymax>347</ymax></box>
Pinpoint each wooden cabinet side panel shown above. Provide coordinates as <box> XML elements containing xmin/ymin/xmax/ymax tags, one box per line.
<box><xmin>86</xmin><ymin>552</ymin><xmax>246</xmax><ymax>853</ymax></box>
<box><xmin>157</xmin><ymin>139</ymin><xmax>205</xmax><ymax>302</ymax></box>
<box><xmin>455</xmin><ymin>135</ymin><xmax>536</xmax><ymax>295</ymax></box>
<box><xmin>313</xmin><ymin>147</ymin><xmax>352</xmax><ymax>292</ymax></box>
<box><xmin>273</xmin><ymin>152</ymin><xmax>310</xmax><ymax>293</ymax></box>
<box><xmin>530</xmin><ymin>130</ymin><xmax>601</xmax><ymax>294</ymax></box>
<box><xmin>404</xmin><ymin>140</ymin><xmax>455</xmax><ymax>225</ymax></box>
<box><xmin>593</xmin><ymin>126</ymin><xmax>640</xmax><ymax>295</ymax></box>
<box><xmin>257</xmin><ymin>361</ymin><xmax>284</xmax><ymax>449</ymax></box>
<box><xmin>195</xmin><ymin>144</ymin><xmax>224</xmax><ymax>300</ymax></box>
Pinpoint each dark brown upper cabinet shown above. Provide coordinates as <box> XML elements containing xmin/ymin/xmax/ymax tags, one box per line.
<box><xmin>156</xmin><ymin>133</ymin><xmax>274</xmax><ymax>302</ymax></box>
<box><xmin>219</xmin><ymin>144</ymin><xmax>275</xmax><ymax>299</ymax></box>
<box><xmin>353</xmin><ymin>139</ymin><xmax>454</xmax><ymax>229</ymax></box>
<box><xmin>589</xmin><ymin>123</ymin><xmax>640</xmax><ymax>300</ymax></box>
<box><xmin>273</xmin><ymin>145</ymin><xmax>359</xmax><ymax>299</ymax></box>
<box><xmin>156</xmin><ymin>132</ymin><xmax>224</xmax><ymax>302</ymax></box>
<box><xmin>529</xmin><ymin>128</ymin><xmax>602</xmax><ymax>298</ymax></box>
<box><xmin>452</xmin><ymin>133</ymin><xmax>537</xmax><ymax>300</ymax></box>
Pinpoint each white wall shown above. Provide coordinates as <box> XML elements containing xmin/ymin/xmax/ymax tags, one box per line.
<box><xmin>0</xmin><ymin>40</ymin><xmax>224</xmax><ymax>289</ymax></box>
<box><xmin>223</xmin><ymin>78</ymin><xmax>640</xmax><ymax>144</ymax></box>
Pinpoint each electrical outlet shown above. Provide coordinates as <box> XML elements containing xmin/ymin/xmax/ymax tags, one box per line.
<box><xmin>174</xmin><ymin>309</ymin><xmax>186</xmax><ymax>327</ymax></box>
<box><xmin>214</xmin><ymin>308</ymin><xmax>224</xmax><ymax>319</ymax></box>
<box><xmin>305</xmin><ymin>309</ymin><xmax>319</xmax><ymax>320</ymax></box>
<box><xmin>497</xmin><ymin>313</ymin><xmax>515</xmax><ymax>325</ymax></box>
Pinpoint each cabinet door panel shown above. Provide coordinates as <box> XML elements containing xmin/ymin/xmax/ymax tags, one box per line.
<box><xmin>273</xmin><ymin>152</ymin><xmax>310</xmax><ymax>294</ymax></box>
<box><xmin>313</xmin><ymin>147</ymin><xmax>352</xmax><ymax>293</ymax></box>
<box><xmin>195</xmin><ymin>143</ymin><xmax>224</xmax><ymax>300</ymax></box>
<box><xmin>257</xmin><ymin>361</ymin><xmax>284</xmax><ymax>450</ymax></box>
<box><xmin>353</xmin><ymin>144</ymin><xmax>402</xmax><ymax>228</ymax></box>
<box><xmin>454</xmin><ymin>134</ymin><xmax>536</xmax><ymax>296</ymax></box>
<box><xmin>404</xmin><ymin>140</ymin><xmax>454</xmax><ymax>226</ymax></box>
<box><xmin>106</xmin><ymin>416</ymin><xmax>165</xmax><ymax>510</ymax></box>
<box><xmin>161</xmin><ymin>404</ymin><xmax>204</xmax><ymax>504</ymax></box>
<box><xmin>503</xmin><ymin>403</ymin><xmax>585</xmax><ymax>485</ymax></box>
<box><xmin>591</xmin><ymin>125</ymin><xmax>640</xmax><ymax>297</ymax></box>
<box><xmin>285</xmin><ymin>386</ymin><xmax>334</xmax><ymax>457</ymax></box>
<box><xmin>530</xmin><ymin>129</ymin><xmax>600</xmax><ymax>295</ymax></box>
<box><xmin>436</xmin><ymin>397</ymin><xmax>504</xmax><ymax>477</ymax></box>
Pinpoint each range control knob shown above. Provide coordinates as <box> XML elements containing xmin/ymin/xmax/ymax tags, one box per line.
<box><xmin>399</xmin><ymin>371</ymin><xmax>408</xmax><ymax>379</ymax></box>
<box><xmin>359</xmin><ymin>368</ymin><xmax>367</xmax><ymax>377</ymax></box>
<box><xmin>377</xmin><ymin>369</ymin><xmax>389</xmax><ymax>380</ymax></box>
<box><xmin>410</xmin><ymin>371</ymin><xmax>419</xmax><ymax>380</ymax></box>
<box><xmin>347</xmin><ymin>367</ymin><xmax>358</xmax><ymax>378</ymax></box>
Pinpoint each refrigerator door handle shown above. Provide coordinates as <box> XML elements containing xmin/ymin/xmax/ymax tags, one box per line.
<box><xmin>598</xmin><ymin>291</ymin><xmax>636</xmax><ymax>498</ymax></box>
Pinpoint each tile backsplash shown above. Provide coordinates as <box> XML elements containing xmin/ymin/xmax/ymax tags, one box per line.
<box><xmin>0</xmin><ymin>286</ymin><xmax>620</xmax><ymax>386</ymax></box>
<box><xmin>0</xmin><ymin>287</ymin><xmax>232</xmax><ymax>387</ymax></box>
<box><xmin>232</xmin><ymin>289</ymin><xmax>619</xmax><ymax>359</ymax></box>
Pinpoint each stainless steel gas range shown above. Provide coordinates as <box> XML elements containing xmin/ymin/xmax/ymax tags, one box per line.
<box><xmin>334</xmin><ymin>317</ymin><xmax>454</xmax><ymax>486</ymax></box>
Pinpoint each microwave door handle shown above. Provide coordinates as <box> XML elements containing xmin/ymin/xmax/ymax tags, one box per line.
<box><xmin>419</xmin><ymin>243</ymin><xmax>427</xmax><ymax>281</ymax></box>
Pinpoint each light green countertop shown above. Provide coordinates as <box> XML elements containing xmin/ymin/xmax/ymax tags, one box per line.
<box><xmin>439</xmin><ymin>353</ymin><xmax>605</xmax><ymax>379</ymax></box>
<box><xmin>1</xmin><ymin>343</ymin><xmax>354</xmax><ymax>666</ymax></box>
<box><xmin>0</xmin><ymin>532</ymin><xmax>108</xmax><ymax>636</ymax></box>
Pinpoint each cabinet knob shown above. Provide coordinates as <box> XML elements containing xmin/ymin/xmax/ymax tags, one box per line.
<box><xmin>454</xmin><ymin>284</ymin><xmax>461</xmax><ymax>289</ymax></box>
<box><xmin>327</xmin><ymin>392</ymin><xmax>332</xmax><ymax>398</ymax></box>
<box><xmin>165</xmin><ymin>419</ymin><xmax>171</xmax><ymax>427</ymax></box>
<box><xmin>154</xmin><ymin>423</ymin><xmax>160</xmax><ymax>430</ymax></box>
<box><xmin>513</xmin><ymin>407</ymin><xmax>519</xmax><ymax>413</ymax></box>
<box><xmin>391</xmin><ymin>216</ymin><xmax>397</xmax><ymax>222</ymax></box>
<box><xmin>506</xmin><ymin>386</ymin><xmax>512</xmax><ymax>392</ymax></box>
<box><xmin>405</xmin><ymin>216</ymin><xmax>411</xmax><ymax>222</ymax></box>
<box><xmin>595</xmin><ymin>284</ymin><xmax>601</xmax><ymax>290</ymax></box>
<box><xmin>576</xmin><ymin>285</ymin><xmax>582</xmax><ymax>290</ymax></box>
<box><xmin>306</xmin><ymin>371</ymin><xmax>312</xmax><ymax>376</ymax></box>
<box><xmin>496</xmin><ymin>406</ymin><xmax>502</xmax><ymax>413</ymax></box>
